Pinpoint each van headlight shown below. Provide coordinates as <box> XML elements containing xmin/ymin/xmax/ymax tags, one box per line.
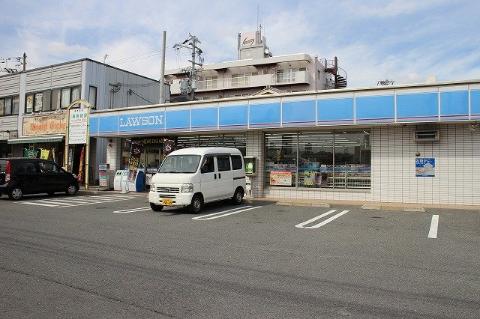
<box><xmin>180</xmin><ymin>183</ymin><xmax>194</xmax><ymax>193</ymax></box>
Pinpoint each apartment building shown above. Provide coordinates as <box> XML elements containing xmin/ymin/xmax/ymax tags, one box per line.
<box><xmin>166</xmin><ymin>30</ymin><xmax>347</xmax><ymax>101</ymax></box>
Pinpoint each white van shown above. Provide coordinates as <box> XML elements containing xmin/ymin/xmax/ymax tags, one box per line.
<box><xmin>148</xmin><ymin>147</ymin><xmax>246</xmax><ymax>213</ymax></box>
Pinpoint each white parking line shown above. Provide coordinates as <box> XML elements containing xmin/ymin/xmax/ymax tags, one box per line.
<box><xmin>113</xmin><ymin>207</ymin><xmax>151</xmax><ymax>214</ymax></box>
<box><xmin>192</xmin><ymin>206</ymin><xmax>260</xmax><ymax>221</ymax></box>
<box><xmin>295</xmin><ymin>210</ymin><xmax>350</xmax><ymax>229</ymax></box>
<box><xmin>15</xmin><ymin>194</ymin><xmax>141</xmax><ymax>208</ymax></box>
<box><xmin>18</xmin><ymin>201</ymin><xmax>59</xmax><ymax>207</ymax></box>
<box><xmin>295</xmin><ymin>210</ymin><xmax>337</xmax><ymax>228</ymax></box>
<box><xmin>428</xmin><ymin>215</ymin><xmax>439</xmax><ymax>238</ymax></box>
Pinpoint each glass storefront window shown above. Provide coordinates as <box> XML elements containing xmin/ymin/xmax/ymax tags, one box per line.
<box><xmin>265</xmin><ymin>133</ymin><xmax>297</xmax><ymax>187</ymax></box>
<box><xmin>333</xmin><ymin>131</ymin><xmax>371</xmax><ymax>189</ymax></box>
<box><xmin>298</xmin><ymin>132</ymin><xmax>334</xmax><ymax>188</ymax></box>
<box><xmin>265</xmin><ymin>130</ymin><xmax>371</xmax><ymax>189</ymax></box>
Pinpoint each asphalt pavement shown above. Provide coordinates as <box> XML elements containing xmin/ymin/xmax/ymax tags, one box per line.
<box><xmin>0</xmin><ymin>192</ymin><xmax>479</xmax><ymax>318</ymax></box>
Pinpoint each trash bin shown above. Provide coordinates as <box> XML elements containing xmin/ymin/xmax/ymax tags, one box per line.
<box><xmin>114</xmin><ymin>170</ymin><xmax>128</xmax><ymax>191</ymax></box>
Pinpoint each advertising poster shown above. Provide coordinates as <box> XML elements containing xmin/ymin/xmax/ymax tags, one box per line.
<box><xmin>303</xmin><ymin>171</ymin><xmax>316</xmax><ymax>186</ymax></box>
<box><xmin>128</xmin><ymin>142</ymin><xmax>144</xmax><ymax>182</ymax></box>
<box><xmin>415</xmin><ymin>158</ymin><xmax>435</xmax><ymax>177</ymax></box>
<box><xmin>270</xmin><ymin>171</ymin><xmax>293</xmax><ymax>186</ymax></box>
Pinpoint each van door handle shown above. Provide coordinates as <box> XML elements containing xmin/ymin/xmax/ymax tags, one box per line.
<box><xmin>214</xmin><ymin>174</ymin><xmax>217</xmax><ymax>179</ymax></box>
<box><xmin>219</xmin><ymin>173</ymin><xmax>222</xmax><ymax>179</ymax></box>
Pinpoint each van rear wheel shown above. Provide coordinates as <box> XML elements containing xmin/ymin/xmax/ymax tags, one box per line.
<box><xmin>232</xmin><ymin>188</ymin><xmax>244</xmax><ymax>205</ymax></box>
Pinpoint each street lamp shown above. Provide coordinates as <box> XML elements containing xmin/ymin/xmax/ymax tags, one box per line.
<box><xmin>63</xmin><ymin>99</ymin><xmax>94</xmax><ymax>190</ymax></box>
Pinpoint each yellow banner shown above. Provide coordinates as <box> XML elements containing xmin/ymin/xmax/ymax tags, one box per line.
<box><xmin>40</xmin><ymin>149</ymin><xmax>50</xmax><ymax>160</ymax></box>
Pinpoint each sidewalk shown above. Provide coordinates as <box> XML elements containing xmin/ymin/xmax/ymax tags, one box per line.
<box><xmin>77</xmin><ymin>187</ymin><xmax>480</xmax><ymax>211</ymax></box>
<box><xmin>246</xmin><ymin>197</ymin><xmax>480</xmax><ymax>212</ymax></box>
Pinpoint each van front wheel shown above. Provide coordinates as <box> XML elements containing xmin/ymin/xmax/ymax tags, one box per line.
<box><xmin>232</xmin><ymin>188</ymin><xmax>244</xmax><ymax>205</ymax></box>
<box><xmin>150</xmin><ymin>203</ymin><xmax>163</xmax><ymax>212</ymax></box>
<box><xmin>189</xmin><ymin>194</ymin><xmax>203</xmax><ymax>214</ymax></box>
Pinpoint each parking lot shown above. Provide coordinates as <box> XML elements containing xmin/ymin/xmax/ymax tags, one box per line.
<box><xmin>1</xmin><ymin>193</ymin><xmax>479</xmax><ymax>318</ymax></box>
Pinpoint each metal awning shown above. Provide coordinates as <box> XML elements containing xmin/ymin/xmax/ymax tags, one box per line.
<box><xmin>7</xmin><ymin>135</ymin><xmax>64</xmax><ymax>144</ymax></box>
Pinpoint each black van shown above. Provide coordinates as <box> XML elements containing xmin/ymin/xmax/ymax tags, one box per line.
<box><xmin>0</xmin><ymin>158</ymin><xmax>79</xmax><ymax>200</ymax></box>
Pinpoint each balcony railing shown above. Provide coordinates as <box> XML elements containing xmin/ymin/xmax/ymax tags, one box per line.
<box><xmin>170</xmin><ymin>71</ymin><xmax>311</xmax><ymax>94</ymax></box>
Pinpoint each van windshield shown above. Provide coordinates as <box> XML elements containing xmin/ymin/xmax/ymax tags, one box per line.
<box><xmin>158</xmin><ymin>155</ymin><xmax>201</xmax><ymax>173</ymax></box>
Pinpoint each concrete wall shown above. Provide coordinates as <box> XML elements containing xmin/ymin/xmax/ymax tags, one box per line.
<box><xmin>264</xmin><ymin>123</ymin><xmax>480</xmax><ymax>206</ymax></box>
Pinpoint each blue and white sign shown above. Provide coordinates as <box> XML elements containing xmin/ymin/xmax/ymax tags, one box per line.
<box><xmin>415</xmin><ymin>158</ymin><xmax>435</xmax><ymax>177</ymax></box>
<box><xmin>119</xmin><ymin>111</ymin><xmax>165</xmax><ymax>132</ymax></box>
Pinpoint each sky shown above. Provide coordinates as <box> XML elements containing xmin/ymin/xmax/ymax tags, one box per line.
<box><xmin>1</xmin><ymin>0</ymin><xmax>479</xmax><ymax>88</ymax></box>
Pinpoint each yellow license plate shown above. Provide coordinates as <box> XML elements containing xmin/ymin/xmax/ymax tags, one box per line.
<box><xmin>162</xmin><ymin>199</ymin><xmax>173</xmax><ymax>206</ymax></box>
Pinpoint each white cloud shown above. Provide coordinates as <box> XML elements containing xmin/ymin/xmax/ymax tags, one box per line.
<box><xmin>2</xmin><ymin>0</ymin><xmax>479</xmax><ymax>87</ymax></box>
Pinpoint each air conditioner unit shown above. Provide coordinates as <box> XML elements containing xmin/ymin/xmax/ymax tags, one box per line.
<box><xmin>415</xmin><ymin>130</ymin><xmax>440</xmax><ymax>142</ymax></box>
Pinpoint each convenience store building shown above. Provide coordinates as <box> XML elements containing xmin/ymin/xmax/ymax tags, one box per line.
<box><xmin>90</xmin><ymin>79</ymin><xmax>480</xmax><ymax>206</ymax></box>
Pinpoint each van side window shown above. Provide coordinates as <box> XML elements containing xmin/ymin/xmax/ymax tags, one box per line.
<box><xmin>231</xmin><ymin>155</ymin><xmax>242</xmax><ymax>170</ymax></box>
<box><xmin>39</xmin><ymin>161</ymin><xmax>59</xmax><ymax>173</ymax></box>
<box><xmin>24</xmin><ymin>162</ymin><xmax>39</xmax><ymax>174</ymax></box>
<box><xmin>201</xmin><ymin>155</ymin><xmax>215</xmax><ymax>173</ymax></box>
<box><xmin>217</xmin><ymin>155</ymin><xmax>231</xmax><ymax>171</ymax></box>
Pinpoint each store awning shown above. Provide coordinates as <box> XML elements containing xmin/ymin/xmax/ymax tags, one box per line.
<box><xmin>8</xmin><ymin>135</ymin><xmax>64</xmax><ymax>144</ymax></box>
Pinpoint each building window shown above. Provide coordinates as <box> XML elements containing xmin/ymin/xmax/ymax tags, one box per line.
<box><xmin>4</xmin><ymin>97</ymin><xmax>12</xmax><ymax>115</ymax></box>
<box><xmin>0</xmin><ymin>98</ymin><xmax>4</xmax><ymax>116</ymax></box>
<box><xmin>88</xmin><ymin>86</ymin><xmax>97</xmax><ymax>108</ymax></box>
<box><xmin>61</xmin><ymin>88</ymin><xmax>71</xmax><ymax>108</ymax></box>
<box><xmin>12</xmin><ymin>96</ymin><xmax>19</xmax><ymax>115</ymax></box>
<box><xmin>42</xmin><ymin>90</ymin><xmax>51</xmax><ymax>112</ymax></box>
<box><xmin>26</xmin><ymin>94</ymin><xmax>34</xmax><ymax>113</ymax></box>
<box><xmin>34</xmin><ymin>93</ymin><xmax>44</xmax><ymax>112</ymax></box>
<box><xmin>265</xmin><ymin>131</ymin><xmax>371</xmax><ymax>189</ymax></box>
<box><xmin>51</xmin><ymin>89</ymin><xmax>61</xmax><ymax>110</ymax></box>
<box><xmin>231</xmin><ymin>74</ymin><xmax>249</xmax><ymax>87</ymax></box>
<box><xmin>71</xmin><ymin>86</ymin><xmax>81</xmax><ymax>102</ymax></box>
<box><xmin>204</xmin><ymin>77</ymin><xmax>217</xmax><ymax>89</ymax></box>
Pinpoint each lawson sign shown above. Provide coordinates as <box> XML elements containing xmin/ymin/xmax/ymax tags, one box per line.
<box><xmin>89</xmin><ymin>85</ymin><xmax>480</xmax><ymax>137</ymax></box>
<box><xmin>119</xmin><ymin>112</ymin><xmax>164</xmax><ymax>129</ymax></box>
<box><xmin>116</xmin><ymin>111</ymin><xmax>165</xmax><ymax>133</ymax></box>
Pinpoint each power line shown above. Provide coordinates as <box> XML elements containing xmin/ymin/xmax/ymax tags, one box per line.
<box><xmin>106</xmin><ymin>50</ymin><xmax>162</xmax><ymax>65</ymax></box>
<box><xmin>127</xmin><ymin>89</ymin><xmax>154</xmax><ymax>104</ymax></box>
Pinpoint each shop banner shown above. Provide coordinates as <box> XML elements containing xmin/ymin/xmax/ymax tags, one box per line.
<box><xmin>23</xmin><ymin>148</ymin><xmax>37</xmax><ymax>158</ymax></box>
<box><xmin>40</xmin><ymin>149</ymin><xmax>50</xmax><ymax>160</ymax></box>
<box><xmin>69</xmin><ymin>108</ymin><xmax>89</xmax><ymax>144</ymax></box>
<box><xmin>416</xmin><ymin>158</ymin><xmax>435</xmax><ymax>177</ymax></box>
<box><xmin>162</xmin><ymin>138</ymin><xmax>176</xmax><ymax>155</ymax></box>
<box><xmin>23</xmin><ymin>114</ymin><xmax>66</xmax><ymax>136</ymax></box>
<box><xmin>270</xmin><ymin>171</ymin><xmax>293</xmax><ymax>186</ymax></box>
<box><xmin>128</xmin><ymin>142</ymin><xmax>144</xmax><ymax>182</ymax></box>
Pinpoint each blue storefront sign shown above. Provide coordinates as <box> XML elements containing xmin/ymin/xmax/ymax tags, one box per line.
<box><xmin>89</xmin><ymin>85</ymin><xmax>477</xmax><ymax>137</ymax></box>
<box><xmin>415</xmin><ymin>158</ymin><xmax>435</xmax><ymax>177</ymax></box>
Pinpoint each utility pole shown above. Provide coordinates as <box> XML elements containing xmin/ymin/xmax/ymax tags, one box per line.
<box><xmin>173</xmin><ymin>34</ymin><xmax>204</xmax><ymax>100</ymax></box>
<box><xmin>22</xmin><ymin>53</ymin><xmax>27</xmax><ymax>71</ymax></box>
<box><xmin>159</xmin><ymin>31</ymin><xmax>166</xmax><ymax>104</ymax></box>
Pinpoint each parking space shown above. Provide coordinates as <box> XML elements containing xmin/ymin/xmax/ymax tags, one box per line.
<box><xmin>3</xmin><ymin>193</ymin><xmax>479</xmax><ymax>248</ymax></box>
<box><xmin>1</xmin><ymin>196</ymin><xmax>479</xmax><ymax>319</ymax></box>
